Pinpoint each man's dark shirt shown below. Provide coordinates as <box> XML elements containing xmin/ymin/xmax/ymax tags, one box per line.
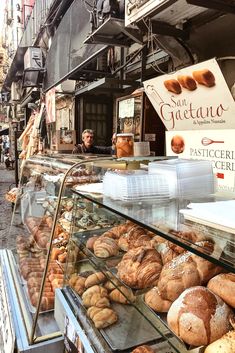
<box><xmin>73</xmin><ymin>143</ymin><xmax>112</xmax><ymax>154</ymax></box>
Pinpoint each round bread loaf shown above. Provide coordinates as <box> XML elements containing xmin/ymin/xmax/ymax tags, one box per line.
<box><xmin>167</xmin><ymin>286</ymin><xmax>234</xmax><ymax>347</ymax></box>
<box><xmin>207</xmin><ymin>273</ymin><xmax>235</xmax><ymax>308</ymax></box>
<box><xmin>204</xmin><ymin>330</ymin><xmax>235</xmax><ymax>353</ymax></box>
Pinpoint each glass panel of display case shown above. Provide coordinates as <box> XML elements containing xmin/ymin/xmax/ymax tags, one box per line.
<box><xmin>6</xmin><ymin>154</ymin><xmax>85</xmax><ymax>343</ymax></box>
<box><xmin>62</xmin><ymin>158</ymin><xmax>235</xmax><ymax>272</ymax></box>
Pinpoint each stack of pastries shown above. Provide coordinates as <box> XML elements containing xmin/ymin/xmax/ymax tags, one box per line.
<box><xmin>20</xmin><ymin>257</ymin><xmax>64</xmax><ymax>311</ymax></box>
<box><xmin>69</xmin><ymin>271</ymin><xmax>136</xmax><ymax>329</ymax></box>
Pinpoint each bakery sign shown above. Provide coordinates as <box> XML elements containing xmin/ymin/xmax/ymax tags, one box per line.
<box><xmin>166</xmin><ymin>129</ymin><xmax>235</xmax><ymax>192</ymax></box>
<box><xmin>144</xmin><ymin>58</ymin><xmax>235</xmax><ymax>131</ymax></box>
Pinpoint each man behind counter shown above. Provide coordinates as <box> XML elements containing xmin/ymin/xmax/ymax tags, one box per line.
<box><xmin>72</xmin><ymin>129</ymin><xmax>114</xmax><ymax>154</ymax></box>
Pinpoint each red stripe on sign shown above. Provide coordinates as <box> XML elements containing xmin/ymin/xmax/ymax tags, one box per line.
<box><xmin>216</xmin><ymin>173</ymin><xmax>224</xmax><ymax>179</ymax></box>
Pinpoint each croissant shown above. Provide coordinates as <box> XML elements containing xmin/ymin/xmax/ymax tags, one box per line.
<box><xmin>104</xmin><ymin>278</ymin><xmax>120</xmax><ymax>291</ymax></box>
<box><xmin>86</xmin><ymin>235</ymin><xmax>100</xmax><ymax>251</ymax></box>
<box><xmin>109</xmin><ymin>286</ymin><xmax>135</xmax><ymax>304</ymax></box>
<box><xmin>85</xmin><ymin>272</ymin><xmax>106</xmax><ymax>288</ymax></box>
<box><xmin>118</xmin><ymin>226</ymin><xmax>151</xmax><ymax>252</ymax></box>
<box><xmin>117</xmin><ymin>247</ymin><xmax>162</xmax><ymax>289</ymax></box>
<box><xmin>82</xmin><ymin>292</ymin><xmax>110</xmax><ymax>308</ymax></box>
<box><xmin>93</xmin><ymin>237</ymin><xmax>119</xmax><ymax>258</ymax></box>
<box><xmin>145</xmin><ymin>286</ymin><xmax>172</xmax><ymax>312</ymax></box>
<box><xmin>82</xmin><ymin>285</ymin><xmax>108</xmax><ymax>299</ymax></box>
<box><xmin>87</xmin><ymin>306</ymin><xmax>118</xmax><ymax>329</ymax></box>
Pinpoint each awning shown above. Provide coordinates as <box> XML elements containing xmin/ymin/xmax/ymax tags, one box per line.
<box><xmin>43</xmin><ymin>0</ymin><xmax>108</xmax><ymax>92</ymax></box>
<box><xmin>0</xmin><ymin>128</ymin><xmax>9</xmax><ymax>136</ymax></box>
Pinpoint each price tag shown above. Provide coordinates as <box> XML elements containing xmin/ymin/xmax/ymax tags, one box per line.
<box><xmin>64</xmin><ymin>315</ymin><xmax>84</xmax><ymax>353</ymax></box>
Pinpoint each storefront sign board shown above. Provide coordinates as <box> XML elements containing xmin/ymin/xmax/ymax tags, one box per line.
<box><xmin>144</xmin><ymin>59</ymin><xmax>235</xmax><ymax>131</ymax></box>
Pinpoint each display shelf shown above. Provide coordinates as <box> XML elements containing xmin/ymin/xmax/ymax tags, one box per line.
<box><xmin>71</xmin><ymin>188</ymin><xmax>235</xmax><ymax>272</ymax></box>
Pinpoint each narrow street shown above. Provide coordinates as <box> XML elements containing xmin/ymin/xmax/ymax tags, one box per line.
<box><xmin>0</xmin><ymin>164</ymin><xmax>15</xmax><ymax>248</ymax></box>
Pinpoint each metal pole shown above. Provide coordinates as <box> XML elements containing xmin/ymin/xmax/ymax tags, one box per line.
<box><xmin>14</xmin><ymin>128</ymin><xmax>19</xmax><ymax>186</ymax></box>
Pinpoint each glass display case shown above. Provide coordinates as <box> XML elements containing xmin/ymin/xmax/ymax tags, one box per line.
<box><xmin>1</xmin><ymin>154</ymin><xmax>88</xmax><ymax>352</ymax></box>
<box><xmin>51</xmin><ymin>157</ymin><xmax>235</xmax><ymax>353</ymax></box>
<box><xmin>3</xmin><ymin>155</ymin><xmax>235</xmax><ymax>353</ymax></box>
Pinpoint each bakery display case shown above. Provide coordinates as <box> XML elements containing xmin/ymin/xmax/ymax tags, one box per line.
<box><xmin>0</xmin><ymin>153</ymin><xmax>91</xmax><ymax>353</ymax></box>
<box><xmin>52</xmin><ymin>157</ymin><xmax>235</xmax><ymax>353</ymax></box>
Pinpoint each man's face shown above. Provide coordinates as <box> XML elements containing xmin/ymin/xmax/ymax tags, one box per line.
<box><xmin>83</xmin><ymin>132</ymin><xmax>94</xmax><ymax>148</ymax></box>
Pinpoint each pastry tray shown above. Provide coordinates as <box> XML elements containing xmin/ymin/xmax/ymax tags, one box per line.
<box><xmin>68</xmin><ymin>260</ymin><xmax>170</xmax><ymax>351</ymax></box>
<box><xmin>73</xmin><ymin>290</ymin><xmax>169</xmax><ymax>352</ymax></box>
<box><xmin>100</xmin><ymin>301</ymin><xmax>168</xmax><ymax>351</ymax></box>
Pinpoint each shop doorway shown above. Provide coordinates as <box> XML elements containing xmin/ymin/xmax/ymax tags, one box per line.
<box><xmin>76</xmin><ymin>95</ymin><xmax>113</xmax><ymax>146</ymax></box>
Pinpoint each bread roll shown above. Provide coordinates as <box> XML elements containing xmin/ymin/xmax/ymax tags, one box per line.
<box><xmin>117</xmin><ymin>247</ymin><xmax>162</xmax><ymax>289</ymax></box>
<box><xmin>177</xmin><ymin>75</ymin><xmax>197</xmax><ymax>90</ymax></box>
<box><xmin>87</xmin><ymin>306</ymin><xmax>118</xmax><ymax>329</ymax></box>
<box><xmin>69</xmin><ymin>274</ymin><xmax>86</xmax><ymax>295</ymax></box>
<box><xmin>158</xmin><ymin>241</ymin><xmax>223</xmax><ymax>302</ymax></box>
<box><xmin>167</xmin><ymin>286</ymin><xmax>234</xmax><ymax>346</ymax></box>
<box><xmin>109</xmin><ymin>286</ymin><xmax>135</xmax><ymax>304</ymax></box>
<box><xmin>207</xmin><ymin>273</ymin><xmax>235</xmax><ymax>308</ymax></box>
<box><xmin>132</xmin><ymin>345</ymin><xmax>155</xmax><ymax>353</ymax></box>
<box><xmin>40</xmin><ymin>295</ymin><xmax>55</xmax><ymax>311</ymax></box>
<box><xmin>28</xmin><ymin>285</ymin><xmax>52</xmax><ymax>296</ymax></box>
<box><xmin>192</xmin><ymin>69</ymin><xmax>215</xmax><ymax>87</ymax></box>
<box><xmin>164</xmin><ymin>79</ymin><xmax>182</xmax><ymax>94</ymax></box>
<box><xmin>93</xmin><ymin>237</ymin><xmax>119</xmax><ymax>258</ymax></box>
<box><xmin>204</xmin><ymin>330</ymin><xmax>235</xmax><ymax>353</ymax></box>
<box><xmin>145</xmin><ymin>286</ymin><xmax>172</xmax><ymax>312</ymax></box>
<box><xmin>85</xmin><ymin>272</ymin><xmax>106</xmax><ymax>288</ymax></box>
<box><xmin>27</xmin><ymin>277</ymin><xmax>51</xmax><ymax>288</ymax></box>
<box><xmin>27</xmin><ymin>272</ymin><xmax>44</xmax><ymax>279</ymax></box>
<box><xmin>30</xmin><ymin>292</ymin><xmax>54</xmax><ymax>308</ymax></box>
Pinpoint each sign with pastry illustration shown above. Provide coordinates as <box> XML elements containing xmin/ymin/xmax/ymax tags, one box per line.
<box><xmin>144</xmin><ymin>58</ymin><xmax>235</xmax><ymax>131</ymax></box>
<box><xmin>166</xmin><ymin>129</ymin><xmax>235</xmax><ymax>192</ymax></box>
